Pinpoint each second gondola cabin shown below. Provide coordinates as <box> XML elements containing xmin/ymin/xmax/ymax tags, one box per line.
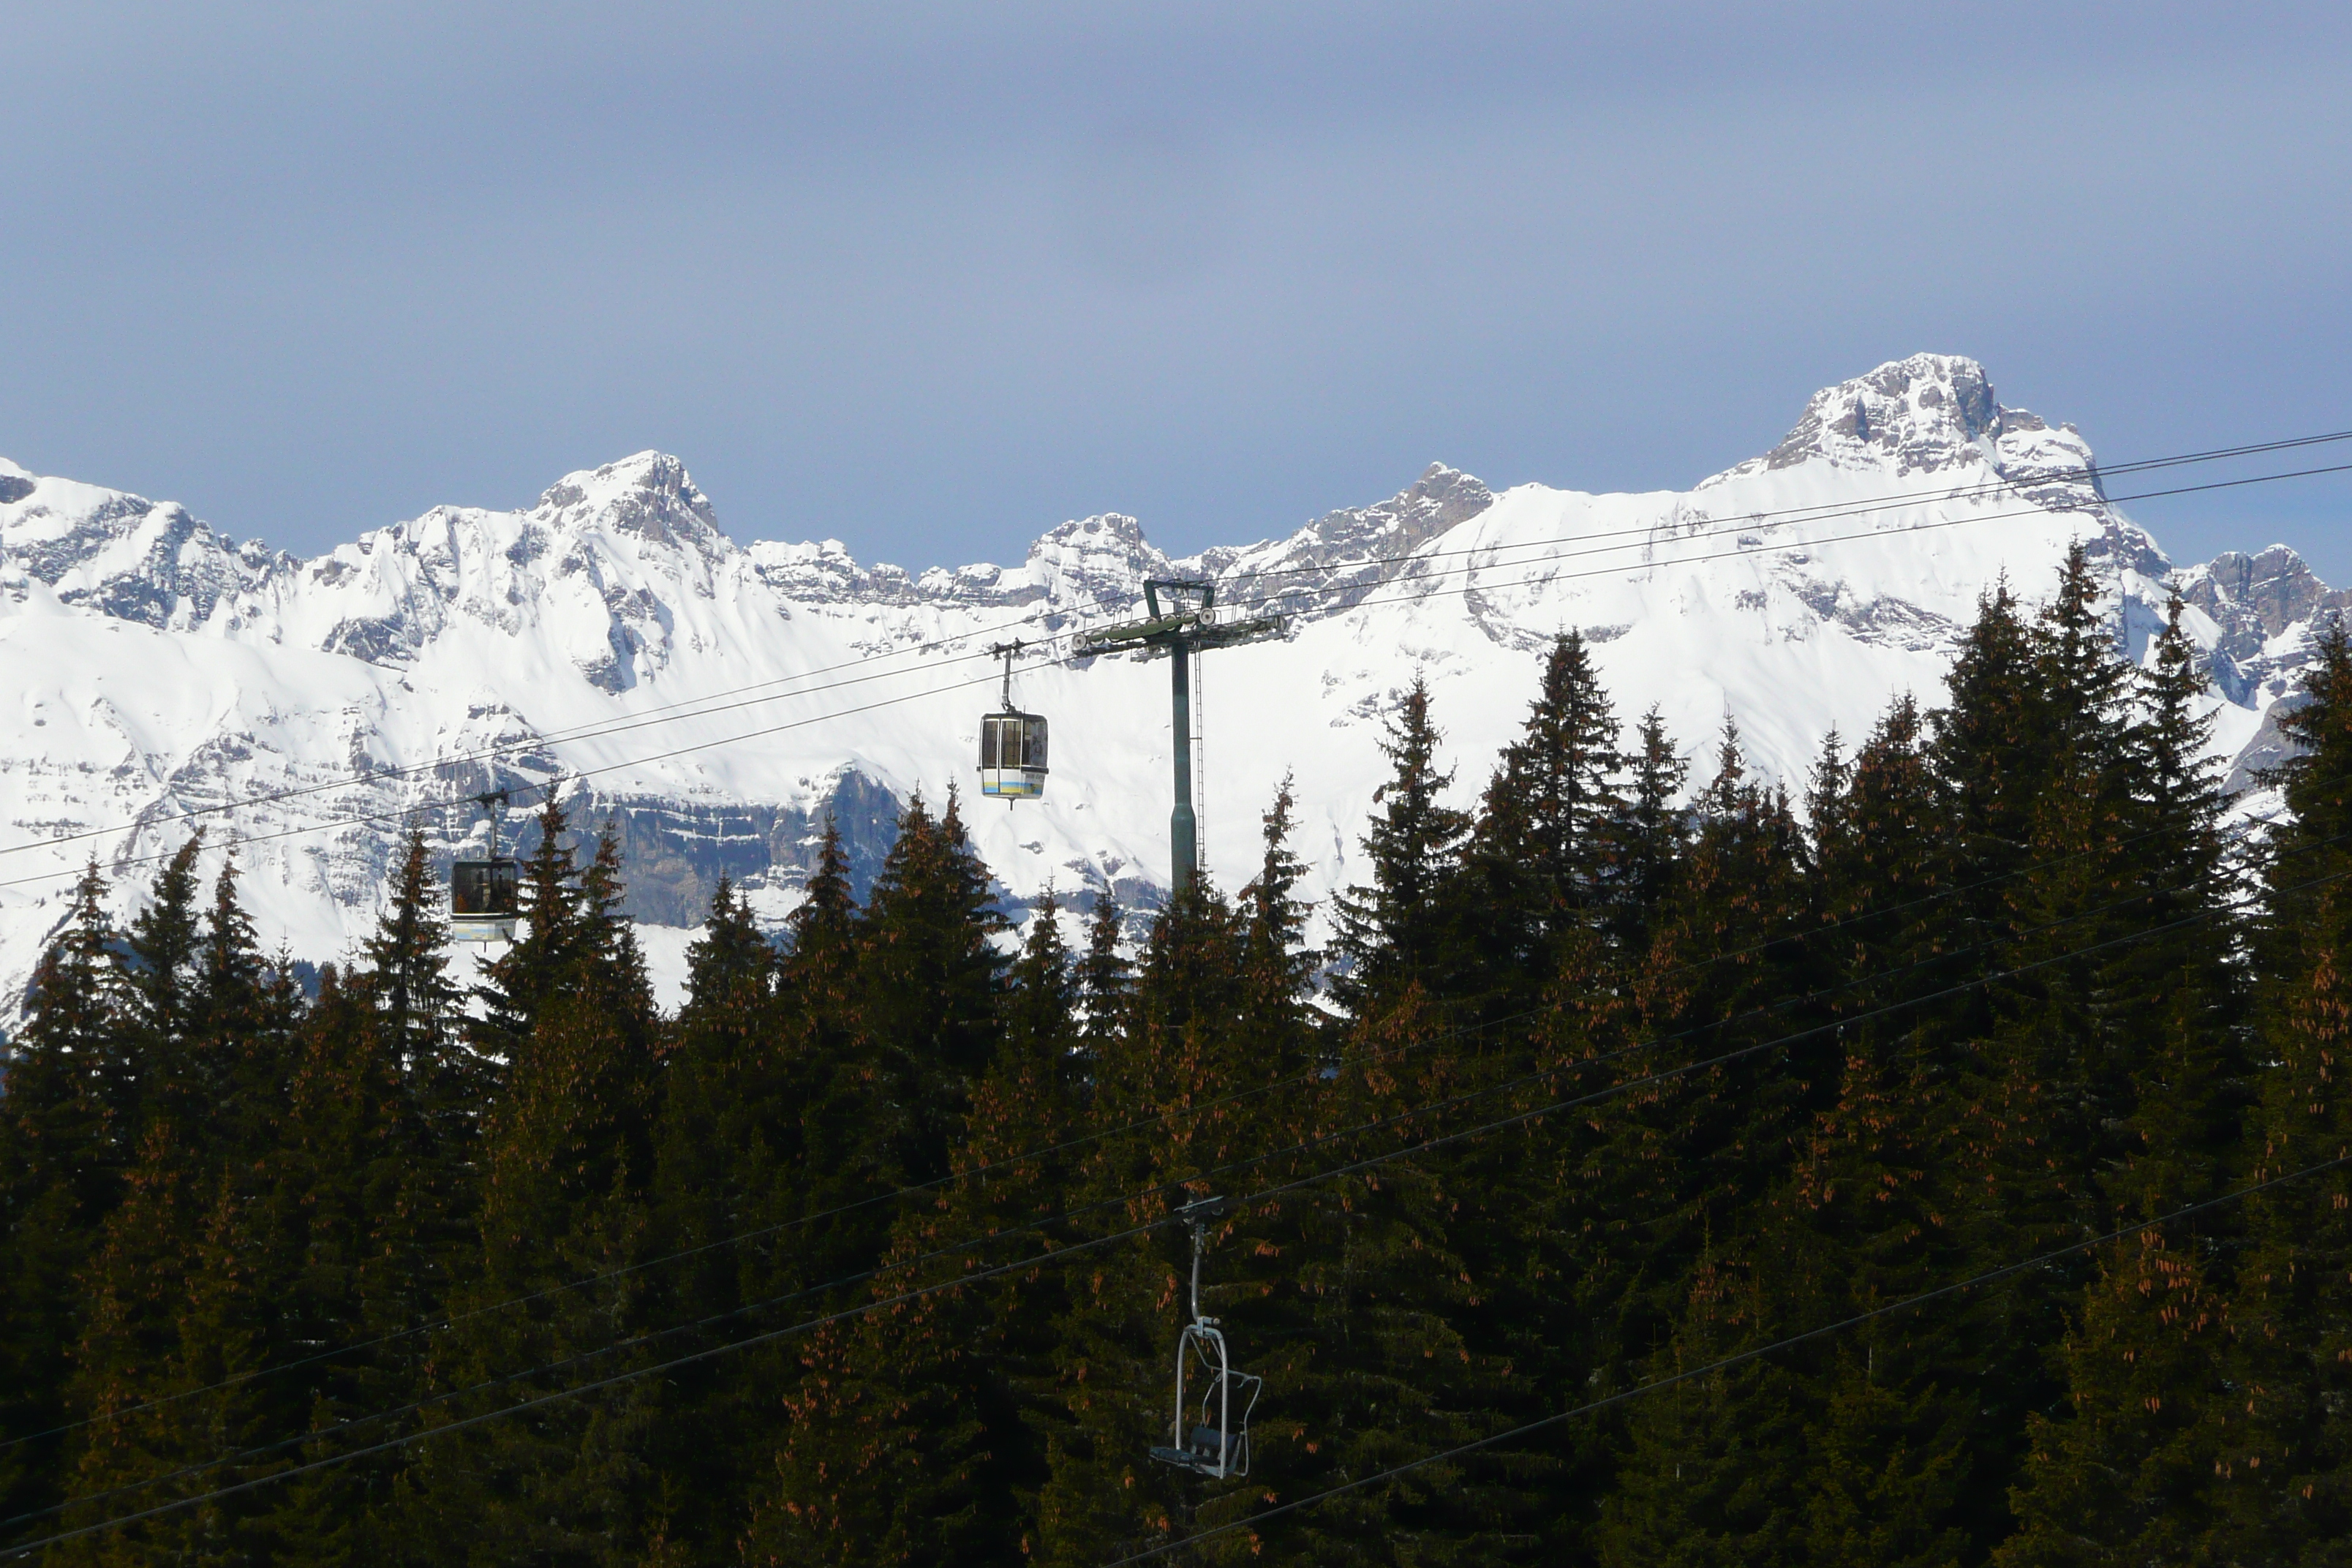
<box><xmin>450</xmin><ymin>857</ymin><xmax>520</xmax><ymax>942</ymax></box>
<box><xmin>450</xmin><ymin>787</ymin><xmax>521</xmax><ymax>943</ymax></box>
<box><xmin>979</xmin><ymin>709</ymin><xmax>1049</xmax><ymax>800</ymax></box>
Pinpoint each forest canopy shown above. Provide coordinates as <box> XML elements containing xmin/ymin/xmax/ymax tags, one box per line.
<box><xmin>4</xmin><ymin>543</ymin><xmax>2351</xmax><ymax>1567</ymax></box>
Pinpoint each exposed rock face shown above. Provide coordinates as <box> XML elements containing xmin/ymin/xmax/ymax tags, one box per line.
<box><xmin>2176</xmin><ymin>545</ymin><xmax>2352</xmax><ymax>708</ymax></box>
<box><xmin>1198</xmin><ymin>462</ymin><xmax>1498</xmax><ymax>617</ymax></box>
<box><xmin>0</xmin><ymin>355</ymin><xmax>2336</xmax><ymax>1014</ymax></box>
<box><xmin>1736</xmin><ymin>353</ymin><xmax>2113</xmax><ymax>514</ymax></box>
<box><xmin>1760</xmin><ymin>353</ymin><xmax>2010</xmax><ymax>475</ymax></box>
<box><xmin>0</xmin><ymin>458</ymin><xmax>287</xmax><ymax>631</ymax></box>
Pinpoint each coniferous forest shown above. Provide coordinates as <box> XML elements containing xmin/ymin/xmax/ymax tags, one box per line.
<box><xmin>7</xmin><ymin>545</ymin><xmax>2352</xmax><ymax>1567</ymax></box>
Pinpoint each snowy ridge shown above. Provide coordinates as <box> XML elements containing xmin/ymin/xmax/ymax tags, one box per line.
<box><xmin>0</xmin><ymin>355</ymin><xmax>2337</xmax><ymax>1014</ymax></box>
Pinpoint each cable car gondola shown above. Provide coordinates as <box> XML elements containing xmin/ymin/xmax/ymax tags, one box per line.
<box><xmin>450</xmin><ymin>788</ymin><xmax>521</xmax><ymax>943</ymax></box>
<box><xmin>1148</xmin><ymin>1196</ymin><xmax>1262</xmax><ymax>1480</ymax></box>
<box><xmin>978</xmin><ymin>641</ymin><xmax>1049</xmax><ymax>803</ymax></box>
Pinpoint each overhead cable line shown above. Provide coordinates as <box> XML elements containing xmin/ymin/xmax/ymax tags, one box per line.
<box><xmin>1</xmin><ymin>433</ymin><xmax>2327</xmax><ymax>900</ymax></box>
<box><xmin>3</xmin><ymin>426</ymin><xmax>2343</xmax><ymax>867</ymax></box>
<box><xmin>13</xmin><ymin>848</ymin><xmax>2338</xmax><ymax>1551</ymax></box>
<box><xmin>1101</xmin><ymin>1147</ymin><xmax>2352</xmax><ymax>1566</ymax></box>
<box><xmin>4</xmin><ymin>440</ymin><xmax>2336</xmax><ymax>896</ymax></box>
<box><xmin>11</xmin><ymin>763</ymin><xmax>2278</xmax><ymax>1460</ymax></box>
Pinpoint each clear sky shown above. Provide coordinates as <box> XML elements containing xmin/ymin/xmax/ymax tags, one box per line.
<box><xmin>6</xmin><ymin>2</ymin><xmax>2350</xmax><ymax>578</ymax></box>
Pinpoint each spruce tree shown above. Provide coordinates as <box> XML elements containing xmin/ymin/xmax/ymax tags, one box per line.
<box><xmin>858</xmin><ymin>791</ymin><xmax>1007</xmax><ymax>1183</ymax></box>
<box><xmin>747</xmin><ymin>892</ymin><xmax>1082</xmax><ymax>1567</ymax></box>
<box><xmin>361</xmin><ymin>831</ymin><xmax>466</xmax><ymax>1079</ymax></box>
<box><xmin>119</xmin><ymin>837</ymin><xmax>206</xmax><ymax>1134</ymax></box>
<box><xmin>1077</xmin><ymin>891</ymin><xmax>1134</xmax><ymax>1082</ymax></box>
<box><xmin>0</xmin><ymin>864</ymin><xmax>125</xmax><ymax>1526</ymax></box>
<box><xmin>1926</xmin><ymin>570</ymin><xmax>2122</xmax><ymax>1542</ymax></box>
<box><xmin>773</xmin><ymin>814</ymin><xmax>903</xmax><ymax>1308</ymax></box>
<box><xmin>1783</xmin><ymin>696</ymin><xmax>1980</xmax><ymax>1565</ymax></box>
<box><xmin>1588</xmin><ymin>725</ymin><xmax>1828</xmax><ymax>1567</ymax></box>
<box><xmin>408</xmin><ymin>821</ymin><xmax>667</xmax><ymax>1564</ymax></box>
<box><xmin>1610</xmin><ymin>705</ymin><xmax>1691</xmax><ymax>954</ymax></box>
<box><xmin>473</xmin><ymin>785</ymin><xmax>588</xmax><ymax>1059</ymax></box>
<box><xmin>643</xmin><ymin>876</ymin><xmax>795</xmax><ymax>1553</ymax></box>
<box><xmin>1330</xmin><ymin>676</ymin><xmax>1471</xmax><ymax>1019</ymax></box>
<box><xmin>1995</xmin><ymin>1228</ymin><xmax>2233</xmax><ymax>1568</ymax></box>
<box><xmin>244</xmin><ymin>962</ymin><xmax>432</xmax><ymax>1562</ymax></box>
<box><xmin>2215</xmin><ymin>622</ymin><xmax>2352</xmax><ymax>1560</ymax></box>
<box><xmin>1459</xmin><ymin>633</ymin><xmax>1627</xmax><ymax>1006</ymax></box>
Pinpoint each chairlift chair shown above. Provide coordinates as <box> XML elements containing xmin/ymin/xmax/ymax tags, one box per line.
<box><xmin>1148</xmin><ymin>1196</ymin><xmax>1264</xmax><ymax>1480</ymax></box>
<box><xmin>450</xmin><ymin>788</ymin><xmax>521</xmax><ymax>943</ymax></box>
<box><xmin>978</xmin><ymin>642</ymin><xmax>1049</xmax><ymax>803</ymax></box>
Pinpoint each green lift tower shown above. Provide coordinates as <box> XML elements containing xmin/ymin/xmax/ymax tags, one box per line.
<box><xmin>1074</xmin><ymin>579</ymin><xmax>1284</xmax><ymax>894</ymax></box>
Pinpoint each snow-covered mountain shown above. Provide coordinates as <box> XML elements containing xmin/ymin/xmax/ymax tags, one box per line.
<box><xmin>0</xmin><ymin>354</ymin><xmax>2337</xmax><ymax>1014</ymax></box>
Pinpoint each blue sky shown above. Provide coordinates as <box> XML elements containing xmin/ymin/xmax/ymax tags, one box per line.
<box><xmin>6</xmin><ymin>2</ymin><xmax>2350</xmax><ymax>577</ymax></box>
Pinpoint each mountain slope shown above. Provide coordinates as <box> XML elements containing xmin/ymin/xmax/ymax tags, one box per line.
<box><xmin>0</xmin><ymin>355</ymin><xmax>2336</xmax><ymax>1013</ymax></box>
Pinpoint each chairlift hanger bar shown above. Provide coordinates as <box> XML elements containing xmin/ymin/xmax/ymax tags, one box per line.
<box><xmin>986</xmin><ymin>640</ymin><xmax>1028</xmax><ymax>710</ymax></box>
<box><xmin>19</xmin><ymin>869</ymin><xmax>2347</xmax><ymax>1556</ymax></box>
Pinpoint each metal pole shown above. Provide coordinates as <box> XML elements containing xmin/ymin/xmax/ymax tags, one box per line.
<box><xmin>1170</xmin><ymin>635</ymin><xmax>1196</xmax><ymax>894</ymax></box>
<box><xmin>1190</xmin><ymin>1216</ymin><xmax>1205</xmax><ymax>1323</ymax></box>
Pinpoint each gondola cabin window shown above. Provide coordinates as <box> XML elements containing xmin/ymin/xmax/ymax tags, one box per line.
<box><xmin>979</xmin><ymin>711</ymin><xmax>1049</xmax><ymax>800</ymax></box>
<box><xmin>450</xmin><ymin>857</ymin><xmax>520</xmax><ymax>942</ymax></box>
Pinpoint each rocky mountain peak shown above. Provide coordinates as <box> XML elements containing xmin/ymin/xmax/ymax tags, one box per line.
<box><xmin>1023</xmin><ymin>513</ymin><xmax>1167</xmax><ymax>600</ymax></box>
<box><xmin>1192</xmin><ymin>461</ymin><xmax>1497</xmax><ymax>617</ymax></box>
<box><xmin>1756</xmin><ymin>353</ymin><xmax>2010</xmax><ymax>475</ymax></box>
<box><xmin>0</xmin><ymin>460</ymin><xmax>286</xmax><ymax>630</ymax></box>
<box><xmin>532</xmin><ymin>451</ymin><xmax>731</xmax><ymax>562</ymax></box>
<box><xmin>2182</xmin><ymin>544</ymin><xmax>2348</xmax><ymax>639</ymax></box>
<box><xmin>1709</xmin><ymin>353</ymin><xmax>2114</xmax><ymax>544</ymax></box>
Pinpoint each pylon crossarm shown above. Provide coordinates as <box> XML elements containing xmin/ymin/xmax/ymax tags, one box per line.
<box><xmin>1074</xmin><ymin>612</ymin><xmax>1205</xmax><ymax>655</ymax></box>
<box><xmin>1072</xmin><ymin>612</ymin><xmax>1283</xmax><ymax>660</ymax></box>
<box><xmin>1185</xmin><ymin>614</ymin><xmax>1285</xmax><ymax>651</ymax></box>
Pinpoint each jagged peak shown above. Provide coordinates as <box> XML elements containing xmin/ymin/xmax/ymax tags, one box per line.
<box><xmin>1232</xmin><ymin>459</ymin><xmax>1494</xmax><ymax>569</ymax></box>
<box><xmin>2179</xmin><ymin>542</ymin><xmax>2346</xmax><ymax>640</ymax></box>
<box><xmin>1033</xmin><ymin>511</ymin><xmax>1151</xmax><ymax>551</ymax></box>
<box><xmin>1394</xmin><ymin>460</ymin><xmax>1493</xmax><ymax>518</ymax></box>
<box><xmin>532</xmin><ymin>451</ymin><xmax>728</xmax><ymax>554</ymax></box>
<box><xmin>1703</xmin><ymin>353</ymin><xmax>2083</xmax><ymax>486</ymax></box>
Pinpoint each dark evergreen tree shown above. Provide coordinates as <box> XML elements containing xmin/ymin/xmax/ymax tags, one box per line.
<box><xmin>407</xmin><ymin>821</ymin><xmax>666</xmax><ymax>1566</ymax></box>
<box><xmin>858</xmin><ymin>791</ymin><xmax>1007</xmax><ymax>1183</ymax></box>
<box><xmin>1610</xmin><ymin>705</ymin><xmax>1691</xmax><ymax>954</ymax></box>
<box><xmin>0</xmin><ymin>864</ymin><xmax>124</xmax><ymax>1526</ymax></box>
<box><xmin>118</xmin><ymin>837</ymin><xmax>206</xmax><ymax>1133</ymax></box>
<box><xmin>1995</xmin><ymin>1228</ymin><xmax>2233</xmax><ymax>1568</ymax></box>
<box><xmin>472</xmin><ymin>786</ymin><xmax>589</xmax><ymax>1059</ymax></box>
<box><xmin>2215</xmin><ymin>622</ymin><xmax>2352</xmax><ymax>1561</ymax></box>
<box><xmin>642</xmin><ymin>876</ymin><xmax>796</xmax><ymax>1554</ymax></box>
<box><xmin>1330</xmin><ymin>676</ymin><xmax>1471</xmax><ymax>1019</ymax></box>
<box><xmin>1458</xmin><ymin>633</ymin><xmax>1627</xmax><ymax>1007</ymax></box>
<box><xmin>1077</xmin><ymin>891</ymin><xmax>1134</xmax><ymax>1081</ymax></box>
<box><xmin>749</xmin><ymin>892</ymin><xmax>1081</xmax><ymax>1568</ymax></box>
<box><xmin>768</xmin><ymin>814</ymin><xmax>902</xmax><ymax>1311</ymax></box>
<box><xmin>1783</xmin><ymin>696</ymin><xmax>1980</xmax><ymax>1567</ymax></box>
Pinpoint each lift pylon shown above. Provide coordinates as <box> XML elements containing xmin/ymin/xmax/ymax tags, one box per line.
<box><xmin>1074</xmin><ymin>581</ymin><xmax>1281</xmax><ymax>894</ymax></box>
